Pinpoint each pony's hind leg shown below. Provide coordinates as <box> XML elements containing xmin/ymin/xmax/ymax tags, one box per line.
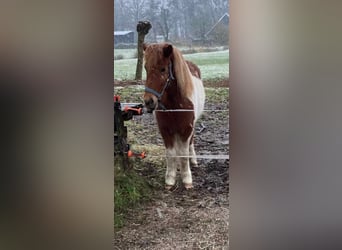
<box><xmin>189</xmin><ymin>143</ymin><xmax>198</xmax><ymax>166</ymax></box>
<box><xmin>189</xmin><ymin>133</ymin><xmax>198</xmax><ymax>166</ymax></box>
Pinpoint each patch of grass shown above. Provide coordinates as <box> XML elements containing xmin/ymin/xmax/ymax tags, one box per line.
<box><xmin>114</xmin><ymin>144</ymin><xmax>166</xmax><ymax>229</ymax></box>
<box><xmin>114</xmin><ymin>115</ymin><xmax>166</xmax><ymax>230</ymax></box>
<box><xmin>114</xmin><ymin>54</ymin><xmax>124</xmax><ymax>60</ymax></box>
<box><xmin>114</xmin><ymin>162</ymin><xmax>152</xmax><ymax>229</ymax></box>
<box><xmin>205</xmin><ymin>87</ymin><xmax>229</xmax><ymax>104</ymax></box>
<box><xmin>114</xmin><ymin>86</ymin><xmax>144</xmax><ymax>103</ymax></box>
<box><xmin>114</xmin><ymin>44</ymin><xmax>137</xmax><ymax>49</ymax></box>
<box><xmin>130</xmin><ymin>144</ymin><xmax>165</xmax><ymax>169</ymax></box>
<box><xmin>114</xmin><ymin>58</ymin><xmax>146</xmax><ymax>80</ymax></box>
<box><xmin>203</xmin><ymin>77</ymin><xmax>229</xmax><ymax>88</ymax></box>
<box><xmin>181</xmin><ymin>48</ymin><xmax>198</xmax><ymax>54</ymax></box>
<box><xmin>184</xmin><ymin>51</ymin><xmax>228</xmax><ymax>66</ymax></box>
<box><xmin>184</xmin><ymin>50</ymin><xmax>229</xmax><ymax>80</ymax></box>
<box><xmin>114</xmin><ymin>48</ymin><xmax>135</xmax><ymax>59</ymax></box>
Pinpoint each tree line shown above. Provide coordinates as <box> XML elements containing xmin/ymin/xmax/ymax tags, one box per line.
<box><xmin>114</xmin><ymin>0</ymin><xmax>229</xmax><ymax>43</ymax></box>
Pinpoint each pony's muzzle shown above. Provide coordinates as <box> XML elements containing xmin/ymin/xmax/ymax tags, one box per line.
<box><xmin>144</xmin><ymin>97</ymin><xmax>157</xmax><ymax>113</ymax></box>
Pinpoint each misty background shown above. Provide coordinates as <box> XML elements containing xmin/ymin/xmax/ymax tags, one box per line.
<box><xmin>114</xmin><ymin>0</ymin><xmax>229</xmax><ymax>47</ymax></box>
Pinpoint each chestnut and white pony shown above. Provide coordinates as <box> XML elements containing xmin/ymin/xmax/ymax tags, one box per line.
<box><xmin>143</xmin><ymin>43</ymin><xmax>205</xmax><ymax>189</ymax></box>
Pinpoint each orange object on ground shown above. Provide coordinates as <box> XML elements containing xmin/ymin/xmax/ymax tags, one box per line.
<box><xmin>127</xmin><ymin>150</ymin><xmax>146</xmax><ymax>158</ymax></box>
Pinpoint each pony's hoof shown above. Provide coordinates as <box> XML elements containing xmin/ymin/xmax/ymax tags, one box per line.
<box><xmin>190</xmin><ymin>163</ymin><xmax>199</xmax><ymax>168</ymax></box>
<box><xmin>165</xmin><ymin>185</ymin><xmax>173</xmax><ymax>190</ymax></box>
<box><xmin>190</xmin><ymin>160</ymin><xmax>198</xmax><ymax>166</ymax></box>
<box><xmin>184</xmin><ymin>183</ymin><xmax>193</xmax><ymax>190</ymax></box>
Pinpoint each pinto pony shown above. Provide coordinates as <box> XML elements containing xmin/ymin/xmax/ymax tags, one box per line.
<box><xmin>143</xmin><ymin>43</ymin><xmax>205</xmax><ymax>189</ymax></box>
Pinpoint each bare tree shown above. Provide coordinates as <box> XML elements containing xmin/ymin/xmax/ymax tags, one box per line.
<box><xmin>156</xmin><ymin>0</ymin><xmax>174</xmax><ymax>41</ymax></box>
<box><xmin>115</xmin><ymin>0</ymin><xmax>148</xmax><ymax>32</ymax></box>
<box><xmin>158</xmin><ymin>8</ymin><xmax>170</xmax><ymax>41</ymax></box>
<box><xmin>130</xmin><ymin>0</ymin><xmax>147</xmax><ymax>27</ymax></box>
<box><xmin>146</xmin><ymin>0</ymin><xmax>160</xmax><ymax>41</ymax></box>
<box><xmin>114</xmin><ymin>0</ymin><xmax>229</xmax><ymax>44</ymax></box>
<box><xmin>114</xmin><ymin>0</ymin><xmax>129</xmax><ymax>30</ymax></box>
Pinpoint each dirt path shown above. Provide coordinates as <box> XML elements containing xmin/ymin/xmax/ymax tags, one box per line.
<box><xmin>114</xmin><ymin>84</ymin><xmax>229</xmax><ymax>249</ymax></box>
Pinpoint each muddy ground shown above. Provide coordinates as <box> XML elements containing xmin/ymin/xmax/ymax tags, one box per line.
<box><xmin>114</xmin><ymin>80</ymin><xmax>229</xmax><ymax>249</ymax></box>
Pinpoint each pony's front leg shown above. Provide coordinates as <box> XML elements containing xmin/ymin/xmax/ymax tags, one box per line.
<box><xmin>178</xmin><ymin>140</ymin><xmax>193</xmax><ymax>189</ymax></box>
<box><xmin>180</xmin><ymin>156</ymin><xmax>193</xmax><ymax>189</ymax></box>
<box><xmin>165</xmin><ymin>147</ymin><xmax>177</xmax><ymax>189</ymax></box>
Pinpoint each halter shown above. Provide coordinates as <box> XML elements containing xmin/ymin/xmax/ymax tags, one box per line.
<box><xmin>145</xmin><ymin>62</ymin><xmax>175</xmax><ymax>110</ymax></box>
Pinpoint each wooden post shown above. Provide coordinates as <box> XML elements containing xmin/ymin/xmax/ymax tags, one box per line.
<box><xmin>135</xmin><ymin>21</ymin><xmax>152</xmax><ymax>81</ymax></box>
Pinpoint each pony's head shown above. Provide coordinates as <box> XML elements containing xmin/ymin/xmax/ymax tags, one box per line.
<box><xmin>143</xmin><ymin>43</ymin><xmax>174</xmax><ymax>112</ymax></box>
<box><xmin>143</xmin><ymin>43</ymin><xmax>193</xmax><ymax>112</ymax></box>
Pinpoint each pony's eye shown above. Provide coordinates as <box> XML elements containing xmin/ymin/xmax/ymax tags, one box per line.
<box><xmin>160</xmin><ymin>68</ymin><xmax>166</xmax><ymax>73</ymax></box>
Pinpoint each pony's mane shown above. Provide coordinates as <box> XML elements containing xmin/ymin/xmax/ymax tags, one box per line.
<box><xmin>171</xmin><ymin>46</ymin><xmax>194</xmax><ymax>99</ymax></box>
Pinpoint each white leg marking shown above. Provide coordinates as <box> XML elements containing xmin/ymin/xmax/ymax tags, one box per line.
<box><xmin>189</xmin><ymin>142</ymin><xmax>198</xmax><ymax>166</ymax></box>
<box><xmin>180</xmin><ymin>156</ymin><xmax>192</xmax><ymax>187</ymax></box>
<box><xmin>165</xmin><ymin>147</ymin><xmax>177</xmax><ymax>187</ymax></box>
<box><xmin>174</xmin><ymin>137</ymin><xmax>193</xmax><ymax>187</ymax></box>
<box><xmin>165</xmin><ymin>136</ymin><xmax>194</xmax><ymax>188</ymax></box>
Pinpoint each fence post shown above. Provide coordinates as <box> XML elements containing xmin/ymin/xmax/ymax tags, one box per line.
<box><xmin>114</xmin><ymin>97</ymin><xmax>129</xmax><ymax>170</ymax></box>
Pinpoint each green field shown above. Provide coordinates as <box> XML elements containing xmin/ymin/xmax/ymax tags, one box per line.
<box><xmin>114</xmin><ymin>50</ymin><xmax>229</xmax><ymax>81</ymax></box>
<box><xmin>114</xmin><ymin>49</ymin><xmax>137</xmax><ymax>59</ymax></box>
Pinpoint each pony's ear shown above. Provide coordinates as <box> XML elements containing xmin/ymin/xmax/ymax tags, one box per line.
<box><xmin>163</xmin><ymin>44</ymin><xmax>173</xmax><ymax>58</ymax></box>
<box><xmin>143</xmin><ymin>43</ymin><xmax>148</xmax><ymax>51</ymax></box>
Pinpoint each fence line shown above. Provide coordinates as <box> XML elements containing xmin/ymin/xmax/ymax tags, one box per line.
<box><xmin>144</xmin><ymin>154</ymin><xmax>229</xmax><ymax>160</ymax></box>
<box><xmin>124</xmin><ymin>106</ymin><xmax>229</xmax><ymax>160</ymax></box>
<box><xmin>154</xmin><ymin>109</ymin><xmax>229</xmax><ymax>112</ymax></box>
<box><xmin>119</xmin><ymin>104</ymin><xmax>229</xmax><ymax>113</ymax></box>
